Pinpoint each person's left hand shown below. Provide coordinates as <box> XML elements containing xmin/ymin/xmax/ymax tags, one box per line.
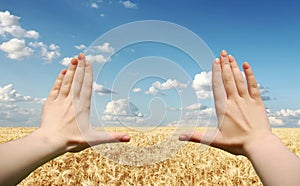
<box><xmin>39</xmin><ymin>54</ymin><xmax>130</xmax><ymax>153</ymax></box>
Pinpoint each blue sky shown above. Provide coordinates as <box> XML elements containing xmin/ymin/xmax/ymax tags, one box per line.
<box><xmin>0</xmin><ymin>0</ymin><xmax>299</xmax><ymax>127</ymax></box>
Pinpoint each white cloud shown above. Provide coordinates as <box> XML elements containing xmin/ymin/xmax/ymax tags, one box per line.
<box><xmin>0</xmin><ymin>11</ymin><xmax>62</xmax><ymax>62</ymax></box>
<box><xmin>0</xmin><ymin>38</ymin><xmax>33</xmax><ymax>60</ymax></box>
<box><xmin>192</xmin><ymin>71</ymin><xmax>212</xmax><ymax>99</ymax></box>
<box><xmin>268</xmin><ymin>116</ymin><xmax>284</xmax><ymax>126</ymax></box>
<box><xmin>100</xmin><ymin>13</ymin><xmax>105</xmax><ymax>17</ymax></box>
<box><xmin>86</xmin><ymin>54</ymin><xmax>108</xmax><ymax>63</ymax></box>
<box><xmin>0</xmin><ymin>84</ymin><xmax>31</xmax><ymax>102</ymax></box>
<box><xmin>267</xmin><ymin>108</ymin><xmax>300</xmax><ymax>127</ymax></box>
<box><xmin>91</xmin><ymin>2</ymin><xmax>99</xmax><ymax>9</ymax></box>
<box><xmin>93</xmin><ymin>82</ymin><xmax>117</xmax><ymax>95</ymax></box>
<box><xmin>75</xmin><ymin>44</ymin><xmax>86</xmax><ymax>50</ymax></box>
<box><xmin>0</xmin><ymin>84</ymin><xmax>44</xmax><ymax>103</ymax></box>
<box><xmin>93</xmin><ymin>42</ymin><xmax>115</xmax><ymax>54</ymax></box>
<box><xmin>132</xmin><ymin>87</ymin><xmax>141</xmax><ymax>93</ymax></box>
<box><xmin>120</xmin><ymin>0</ymin><xmax>137</xmax><ymax>9</ymax></box>
<box><xmin>25</xmin><ymin>30</ymin><xmax>39</xmax><ymax>39</ymax></box>
<box><xmin>60</xmin><ymin>54</ymin><xmax>109</xmax><ymax>66</ymax></box>
<box><xmin>0</xmin><ymin>102</ymin><xmax>41</xmax><ymax>126</ymax></box>
<box><xmin>157</xmin><ymin>79</ymin><xmax>187</xmax><ymax>90</ymax></box>
<box><xmin>167</xmin><ymin>107</ymin><xmax>217</xmax><ymax>127</ymax></box>
<box><xmin>0</xmin><ymin>11</ymin><xmax>39</xmax><ymax>39</ymax></box>
<box><xmin>64</xmin><ymin>42</ymin><xmax>115</xmax><ymax>66</ymax></box>
<box><xmin>258</xmin><ymin>84</ymin><xmax>272</xmax><ymax>101</ymax></box>
<box><xmin>61</xmin><ymin>54</ymin><xmax>109</xmax><ymax>66</ymax></box>
<box><xmin>145</xmin><ymin>86</ymin><xmax>159</xmax><ymax>95</ymax></box>
<box><xmin>60</xmin><ymin>56</ymin><xmax>74</xmax><ymax>66</ymax></box>
<box><xmin>29</xmin><ymin>41</ymin><xmax>61</xmax><ymax>61</ymax></box>
<box><xmin>145</xmin><ymin>79</ymin><xmax>187</xmax><ymax>95</ymax></box>
<box><xmin>0</xmin><ymin>84</ymin><xmax>44</xmax><ymax>126</ymax></box>
<box><xmin>169</xmin><ymin>103</ymin><xmax>208</xmax><ymax>111</ymax></box>
<box><xmin>102</xmin><ymin>98</ymin><xmax>144</xmax><ymax>125</ymax></box>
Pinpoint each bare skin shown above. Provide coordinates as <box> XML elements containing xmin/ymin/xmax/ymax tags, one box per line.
<box><xmin>179</xmin><ymin>50</ymin><xmax>300</xmax><ymax>186</ymax></box>
<box><xmin>0</xmin><ymin>54</ymin><xmax>130</xmax><ymax>186</ymax></box>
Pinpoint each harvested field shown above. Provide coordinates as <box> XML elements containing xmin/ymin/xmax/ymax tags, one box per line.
<box><xmin>0</xmin><ymin>127</ymin><xmax>299</xmax><ymax>185</ymax></box>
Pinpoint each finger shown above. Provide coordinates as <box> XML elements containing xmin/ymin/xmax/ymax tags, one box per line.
<box><xmin>47</xmin><ymin>69</ymin><xmax>67</xmax><ymax>100</ymax></box>
<box><xmin>59</xmin><ymin>58</ymin><xmax>78</xmax><ymax>98</ymax></box>
<box><xmin>220</xmin><ymin>50</ymin><xmax>238</xmax><ymax>98</ymax></box>
<box><xmin>212</xmin><ymin>58</ymin><xmax>226</xmax><ymax>120</ymax></box>
<box><xmin>179</xmin><ymin>130</ymin><xmax>222</xmax><ymax>148</ymax></box>
<box><xmin>80</xmin><ymin>61</ymin><xmax>93</xmax><ymax>103</ymax></box>
<box><xmin>72</xmin><ymin>54</ymin><xmax>86</xmax><ymax>98</ymax></box>
<box><xmin>229</xmin><ymin>55</ymin><xmax>248</xmax><ymax>97</ymax></box>
<box><xmin>243</xmin><ymin>62</ymin><xmax>261</xmax><ymax>99</ymax></box>
<box><xmin>86</xmin><ymin>130</ymin><xmax>130</xmax><ymax>146</ymax></box>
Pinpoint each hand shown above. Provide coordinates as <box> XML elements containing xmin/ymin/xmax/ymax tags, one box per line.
<box><xmin>38</xmin><ymin>54</ymin><xmax>130</xmax><ymax>153</ymax></box>
<box><xmin>179</xmin><ymin>50</ymin><xmax>272</xmax><ymax>156</ymax></box>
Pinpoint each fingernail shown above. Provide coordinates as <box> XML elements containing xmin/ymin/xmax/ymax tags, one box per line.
<box><xmin>179</xmin><ymin>135</ymin><xmax>189</xmax><ymax>141</ymax></box>
<box><xmin>221</xmin><ymin>50</ymin><xmax>227</xmax><ymax>57</ymax></box>
<box><xmin>71</xmin><ymin>58</ymin><xmax>78</xmax><ymax>65</ymax></box>
<box><xmin>121</xmin><ymin>135</ymin><xmax>130</xmax><ymax>142</ymax></box>
<box><xmin>78</xmin><ymin>53</ymin><xmax>86</xmax><ymax>61</ymax></box>
<box><xmin>215</xmin><ymin>58</ymin><xmax>220</xmax><ymax>64</ymax></box>
<box><xmin>61</xmin><ymin>69</ymin><xmax>67</xmax><ymax>75</ymax></box>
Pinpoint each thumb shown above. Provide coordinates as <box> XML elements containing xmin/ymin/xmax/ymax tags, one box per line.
<box><xmin>179</xmin><ymin>129</ymin><xmax>221</xmax><ymax>147</ymax></box>
<box><xmin>85</xmin><ymin>129</ymin><xmax>130</xmax><ymax>146</ymax></box>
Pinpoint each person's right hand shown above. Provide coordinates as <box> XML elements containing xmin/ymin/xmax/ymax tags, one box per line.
<box><xmin>179</xmin><ymin>50</ymin><xmax>272</xmax><ymax>156</ymax></box>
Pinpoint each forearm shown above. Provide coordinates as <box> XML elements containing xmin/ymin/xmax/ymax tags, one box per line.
<box><xmin>0</xmin><ymin>128</ymin><xmax>66</xmax><ymax>186</ymax></box>
<box><xmin>245</xmin><ymin>133</ymin><xmax>300</xmax><ymax>186</ymax></box>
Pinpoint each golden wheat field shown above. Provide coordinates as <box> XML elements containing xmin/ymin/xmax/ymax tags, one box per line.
<box><xmin>0</xmin><ymin>127</ymin><xmax>299</xmax><ymax>186</ymax></box>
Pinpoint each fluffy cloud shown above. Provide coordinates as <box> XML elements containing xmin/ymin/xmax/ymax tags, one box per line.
<box><xmin>102</xmin><ymin>99</ymin><xmax>143</xmax><ymax>125</ymax></box>
<box><xmin>29</xmin><ymin>41</ymin><xmax>60</xmax><ymax>61</ymax></box>
<box><xmin>169</xmin><ymin>103</ymin><xmax>208</xmax><ymax>111</ymax></box>
<box><xmin>91</xmin><ymin>2</ymin><xmax>99</xmax><ymax>9</ymax></box>
<box><xmin>120</xmin><ymin>1</ymin><xmax>138</xmax><ymax>9</ymax></box>
<box><xmin>268</xmin><ymin>116</ymin><xmax>284</xmax><ymax>126</ymax></box>
<box><xmin>61</xmin><ymin>55</ymin><xmax>108</xmax><ymax>66</ymax></box>
<box><xmin>93</xmin><ymin>82</ymin><xmax>117</xmax><ymax>95</ymax></box>
<box><xmin>167</xmin><ymin>107</ymin><xmax>217</xmax><ymax>127</ymax></box>
<box><xmin>0</xmin><ymin>38</ymin><xmax>33</xmax><ymax>60</ymax></box>
<box><xmin>145</xmin><ymin>86</ymin><xmax>158</xmax><ymax>95</ymax></box>
<box><xmin>0</xmin><ymin>11</ymin><xmax>39</xmax><ymax>39</ymax></box>
<box><xmin>0</xmin><ymin>84</ymin><xmax>31</xmax><ymax>102</ymax></box>
<box><xmin>0</xmin><ymin>84</ymin><xmax>44</xmax><ymax>103</ymax></box>
<box><xmin>258</xmin><ymin>84</ymin><xmax>272</xmax><ymax>101</ymax></box>
<box><xmin>61</xmin><ymin>42</ymin><xmax>114</xmax><ymax>66</ymax></box>
<box><xmin>132</xmin><ymin>87</ymin><xmax>141</xmax><ymax>93</ymax></box>
<box><xmin>0</xmin><ymin>84</ymin><xmax>44</xmax><ymax>126</ymax></box>
<box><xmin>192</xmin><ymin>71</ymin><xmax>212</xmax><ymax>99</ymax></box>
<box><xmin>145</xmin><ymin>79</ymin><xmax>187</xmax><ymax>95</ymax></box>
<box><xmin>86</xmin><ymin>54</ymin><xmax>108</xmax><ymax>63</ymax></box>
<box><xmin>60</xmin><ymin>56</ymin><xmax>74</xmax><ymax>66</ymax></box>
<box><xmin>0</xmin><ymin>103</ymin><xmax>41</xmax><ymax>126</ymax></box>
<box><xmin>0</xmin><ymin>11</ymin><xmax>61</xmax><ymax>62</ymax></box>
<box><xmin>93</xmin><ymin>42</ymin><xmax>115</xmax><ymax>54</ymax></box>
<box><xmin>61</xmin><ymin>54</ymin><xmax>107</xmax><ymax>65</ymax></box>
<box><xmin>267</xmin><ymin>108</ymin><xmax>300</xmax><ymax>127</ymax></box>
<box><xmin>75</xmin><ymin>44</ymin><xmax>86</xmax><ymax>50</ymax></box>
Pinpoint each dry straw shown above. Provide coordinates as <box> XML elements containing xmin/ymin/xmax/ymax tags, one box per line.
<box><xmin>0</xmin><ymin>127</ymin><xmax>299</xmax><ymax>185</ymax></box>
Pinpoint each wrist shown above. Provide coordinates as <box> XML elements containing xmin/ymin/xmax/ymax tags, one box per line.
<box><xmin>31</xmin><ymin>128</ymin><xmax>69</xmax><ymax>156</ymax></box>
<box><xmin>243</xmin><ymin>132</ymin><xmax>279</xmax><ymax>158</ymax></box>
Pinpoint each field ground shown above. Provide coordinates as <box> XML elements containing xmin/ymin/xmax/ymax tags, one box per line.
<box><xmin>0</xmin><ymin>127</ymin><xmax>299</xmax><ymax>186</ymax></box>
